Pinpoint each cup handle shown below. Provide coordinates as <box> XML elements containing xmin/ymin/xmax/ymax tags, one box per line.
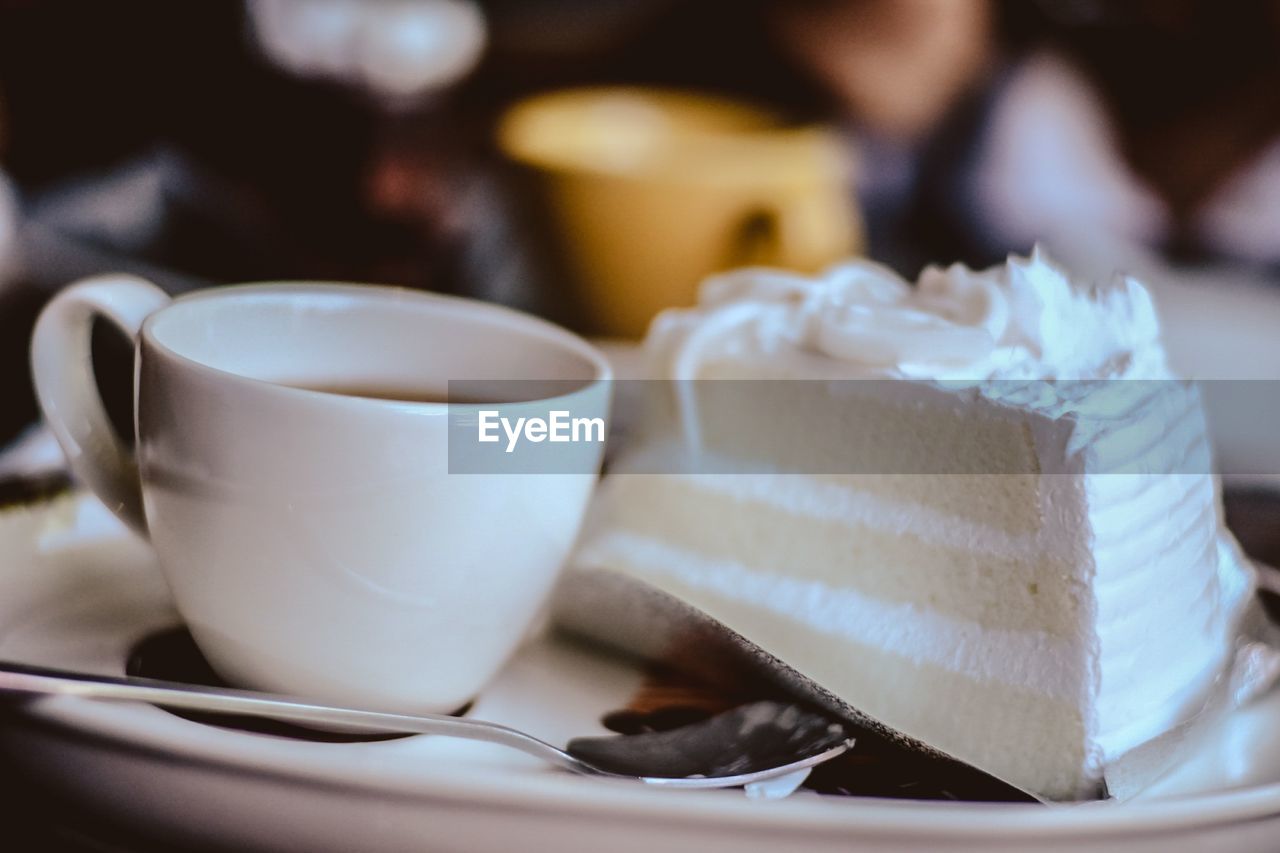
<box><xmin>30</xmin><ymin>275</ymin><xmax>172</xmax><ymax>535</ymax></box>
<box><xmin>768</xmin><ymin>191</ymin><xmax>865</xmax><ymax>271</ymax></box>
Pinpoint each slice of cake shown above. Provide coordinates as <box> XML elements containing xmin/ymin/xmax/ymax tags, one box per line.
<box><xmin>563</xmin><ymin>249</ymin><xmax>1258</xmax><ymax>800</ymax></box>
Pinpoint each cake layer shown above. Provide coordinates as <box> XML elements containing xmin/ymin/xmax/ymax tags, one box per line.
<box><xmin>680</xmin><ymin>377</ymin><xmax>1045</xmax><ymax>477</ymax></box>
<box><xmin>596</xmin><ymin>473</ymin><xmax>1081</xmax><ymax>635</ymax></box>
<box><xmin>806</xmin><ymin>472</ymin><xmax>1044</xmax><ymax>534</ymax></box>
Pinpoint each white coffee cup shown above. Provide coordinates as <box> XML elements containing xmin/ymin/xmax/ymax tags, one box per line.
<box><xmin>31</xmin><ymin>275</ymin><xmax>611</xmax><ymax>712</ymax></box>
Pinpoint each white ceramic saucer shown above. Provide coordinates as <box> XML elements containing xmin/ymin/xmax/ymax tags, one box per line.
<box><xmin>2</xmin><ymin>494</ymin><xmax>1280</xmax><ymax>852</ymax></box>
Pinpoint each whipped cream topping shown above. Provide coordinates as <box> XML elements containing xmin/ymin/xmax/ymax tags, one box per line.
<box><xmin>651</xmin><ymin>247</ymin><xmax>1170</xmax><ymax>381</ymax></box>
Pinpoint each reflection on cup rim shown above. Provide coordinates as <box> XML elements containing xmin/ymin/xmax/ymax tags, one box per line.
<box><xmin>139</xmin><ymin>281</ymin><xmax>613</xmax><ymax>408</ymax></box>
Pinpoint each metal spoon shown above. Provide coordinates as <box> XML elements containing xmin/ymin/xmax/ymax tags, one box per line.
<box><xmin>0</xmin><ymin>660</ymin><xmax>852</xmax><ymax>791</ymax></box>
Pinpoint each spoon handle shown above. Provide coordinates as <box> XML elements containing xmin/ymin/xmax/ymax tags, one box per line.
<box><xmin>0</xmin><ymin>659</ymin><xmax>587</xmax><ymax>773</ymax></box>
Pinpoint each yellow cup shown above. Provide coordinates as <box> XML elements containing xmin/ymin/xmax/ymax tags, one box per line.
<box><xmin>498</xmin><ymin>88</ymin><xmax>863</xmax><ymax>338</ymax></box>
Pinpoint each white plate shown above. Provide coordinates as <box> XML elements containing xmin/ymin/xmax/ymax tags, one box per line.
<box><xmin>2</xmin><ymin>495</ymin><xmax>1280</xmax><ymax>852</ymax></box>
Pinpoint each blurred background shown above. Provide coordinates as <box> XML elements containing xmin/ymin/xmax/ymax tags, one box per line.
<box><xmin>2</xmin><ymin>0</ymin><xmax>1280</xmax><ymax>457</ymax></box>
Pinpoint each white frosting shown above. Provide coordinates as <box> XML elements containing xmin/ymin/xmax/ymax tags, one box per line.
<box><xmin>651</xmin><ymin>246</ymin><xmax>1170</xmax><ymax>382</ymax></box>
